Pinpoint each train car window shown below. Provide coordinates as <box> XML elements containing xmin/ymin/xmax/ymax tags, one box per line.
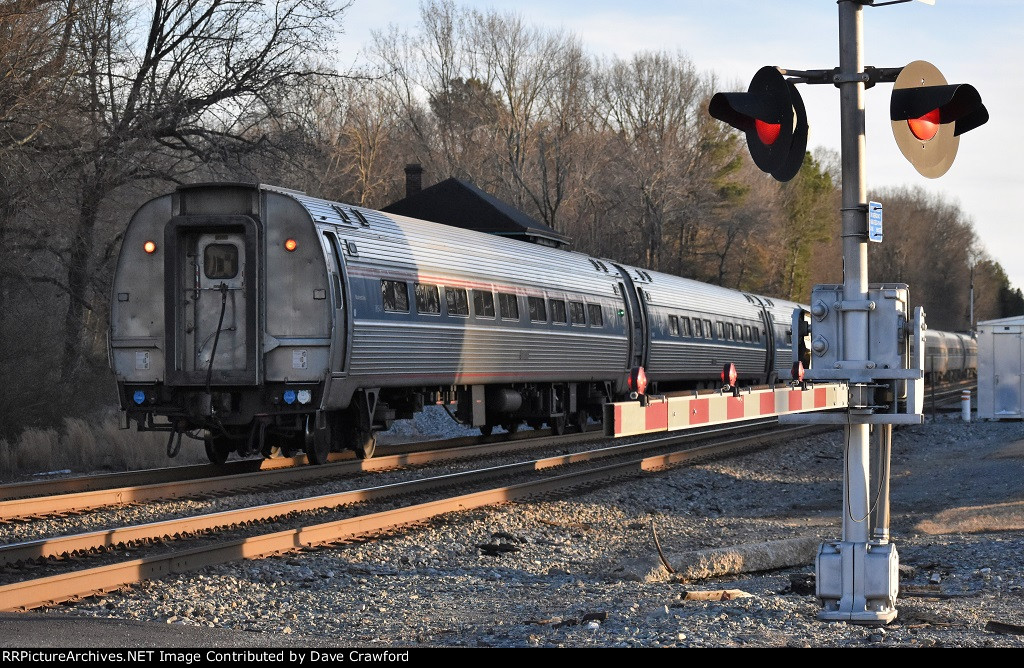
<box><xmin>381</xmin><ymin>280</ymin><xmax>409</xmax><ymax>312</ymax></box>
<box><xmin>692</xmin><ymin>318</ymin><xmax>703</xmax><ymax>338</ymax></box>
<box><xmin>588</xmin><ymin>304</ymin><xmax>603</xmax><ymax>327</ymax></box>
<box><xmin>498</xmin><ymin>293</ymin><xmax>520</xmax><ymax>320</ymax></box>
<box><xmin>727</xmin><ymin>323</ymin><xmax>736</xmax><ymax>340</ymax></box>
<box><xmin>785</xmin><ymin>330</ymin><xmax>793</xmax><ymax>345</ymax></box>
<box><xmin>415</xmin><ymin>283</ymin><xmax>441</xmax><ymax>314</ymax></box>
<box><xmin>704</xmin><ymin>319</ymin><xmax>713</xmax><ymax>339</ymax></box>
<box><xmin>445</xmin><ymin>287</ymin><xmax>469</xmax><ymax>316</ymax></box>
<box><xmin>551</xmin><ymin>299</ymin><xmax>568</xmax><ymax>324</ymax></box>
<box><xmin>679</xmin><ymin>317</ymin><xmax>691</xmax><ymax>337</ymax></box>
<box><xmin>473</xmin><ymin>290</ymin><xmax>495</xmax><ymax>318</ymax></box>
<box><xmin>324</xmin><ymin>232</ymin><xmax>346</xmax><ymax>310</ymax></box>
<box><xmin>204</xmin><ymin>244</ymin><xmax>238</xmax><ymax>279</ymax></box>
<box><xmin>744</xmin><ymin>325</ymin><xmax>752</xmax><ymax>342</ymax></box>
<box><xmin>716</xmin><ymin>321</ymin><xmax>725</xmax><ymax>340</ymax></box>
<box><xmin>528</xmin><ymin>296</ymin><xmax>547</xmax><ymax>322</ymax></box>
<box><xmin>668</xmin><ymin>315</ymin><xmax>679</xmax><ymax>337</ymax></box>
<box><xmin>569</xmin><ymin>301</ymin><xmax>586</xmax><ymax>325</ymax></box>
<box><xmin>754</xmin><ymin>328</ymin><xmax>761</xmax><ymax>343</ymax></box>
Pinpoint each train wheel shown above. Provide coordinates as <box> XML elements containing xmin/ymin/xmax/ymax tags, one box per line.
<box><xmin>526</xmin><ymin>419</ymin><xmax>544</xmax><ymax>431</ymax></box>
<box><xmin>550</xmin><ymin>415</ymin><xmax>566</xmax><ymax>436</ymax></box>
<box><xmin>304</xmin><ymin>415</ymin><xmax>331</xmax><ymax>465</ymax></box>
<box><xmin>479</xmin><ymin>424</ymin><xmax>494</xmax><ymax>437</ymax></box>
<box><xmin>353</xmin><ymin>430</ymin><xmax>376</xmax><ymax>459</ymax></box>
<box><xmin>502</xmin><ymin>421</ymin><xmax>520</xmax><ymax>435</ymax></box>
<box><xmin>204</xmin><ymin>435</ymin><xmax>231</xmax><ymax>465</ymax></box>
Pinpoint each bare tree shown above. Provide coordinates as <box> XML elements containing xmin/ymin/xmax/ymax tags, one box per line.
<box><xmin>311</xmin><ymin>78</ymin><xmax>407</xmax><ymax>207</ymax></box>
<box><xmin>48</xmin><ymin>0</ymin><xmax>350</xmax><ymax>379</ymax></box>
<box><xmin>593</xmin><ymin>51</ymin><xmax>715</xmax><ymax>271</ymax></box>
<box><xmin>868</xmin><ymin>185</ymin><xmax>977</xmax><ymax>330</ymax></box>
<box><xmin>0</xmin><ymin>1</ymin><xmax>78</xmax><ymax>421</ymax></box>
<box><xmin>0</xmin><ymin>0</ymin><xmax>75</xmax><ymax>156</ymax></box>
<box><xmin>369</xmin><ymin>0</ymin><xmax>486</xmax><ymax>182</ymax></box>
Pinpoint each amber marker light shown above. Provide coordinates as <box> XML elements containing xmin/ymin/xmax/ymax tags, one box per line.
<box><xmin>143</xmin><ymin>240</ymin><xmax>157</xmax><ymax>254</ymax></box>
<box><xmin>284</xmin><ymin>238</ymin><xmax>298</xmax><ymax>252</ymax></box>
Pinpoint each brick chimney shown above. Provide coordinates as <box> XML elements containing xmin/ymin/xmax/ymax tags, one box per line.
<box><xmin>404</xmin><ymin>163</ymin><xmax>423</xmax><ymax>198</ymax></box>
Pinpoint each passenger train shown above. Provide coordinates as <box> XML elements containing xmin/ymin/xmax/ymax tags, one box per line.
<box><xmin>108</xmin><ymin>183</ymin><xmax>975</xmax><ymax>464</ymax></box>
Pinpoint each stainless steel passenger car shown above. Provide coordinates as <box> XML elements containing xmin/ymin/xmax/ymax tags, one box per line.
<box><xmin>111</xmin><ymin>184</ymin><xmax>637</xmax><ymax>463</ymax></box>
<box><xmin>923</xmin><ymin>329</ymin><xmax>977</xmax><ymax>382</ymax></box>
<box><xmin>109</xmin><ymin>183</ymin><xmax>969</xmax><ymax>464</ymax></box>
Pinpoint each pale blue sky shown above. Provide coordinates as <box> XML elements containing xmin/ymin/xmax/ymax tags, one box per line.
<box><xmin>335</xmin><ymin>0</ymin><xmax>1024</xmax><ymax>294</ymax></box>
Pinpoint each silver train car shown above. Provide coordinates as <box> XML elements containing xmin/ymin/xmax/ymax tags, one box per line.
<box><xmin>108</xmin><ymin>183</ymin><xmax>968</xmax><ymax>464</ymax></box>
<box><xmin>923</xmin><ymin>329</ymin><xmax>977</xmax><ymax>382</ymax></box>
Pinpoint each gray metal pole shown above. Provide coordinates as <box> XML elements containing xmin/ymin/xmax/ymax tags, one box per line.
<box><xmin>970</xmin><ymin>264</ymin><xmax>975</xmax><ymax>330</ymax></box>
<box><xmin>813</xmin><ymin>0</ymin><xmax>900</xmax><ymax>625</ymax></box>
<box><xmin>838</xmin><ymin>0</ymin><xmax>871</xmax><ymax>549</ymax></box>
<box><xmin>873</xmin><ymin>424</ymin><xmax>892</xmax><ymax>542</ymax></box>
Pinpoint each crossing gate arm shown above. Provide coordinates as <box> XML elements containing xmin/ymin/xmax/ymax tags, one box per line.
<box><xmin>604</xmin><ymin>383</ymin><xmax>849</xmax><ymax>438</ymax></box>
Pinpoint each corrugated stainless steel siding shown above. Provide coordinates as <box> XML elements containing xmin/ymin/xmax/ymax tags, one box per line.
<box><xmin>635</xmin><ymin>271</ymin><xmax>759</xmax><ymax>316</ymax></box>
<box><xmin>647</xmin><ymin>340</ymin><xmax>766</xmax><ymax>379</ymax></box>
<box><xmin>290</xmin><ymin>193</ymin><xmax>620</xmax><ymax>299</ymax></box>
<box><xmin>348</xmin><ymin>321</ymin><xmax>627</xmax><ymax>384</ymax></box>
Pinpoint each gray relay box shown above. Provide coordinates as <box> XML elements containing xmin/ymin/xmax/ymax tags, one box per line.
<box><xmin>805</xmin><ymin>283</ymin><xmax>920</xmax><ymax>385</ymax></box>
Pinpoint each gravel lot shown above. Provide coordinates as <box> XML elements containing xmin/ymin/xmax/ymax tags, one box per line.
<box><xmin>5</xmin><ymin>409</ymin><xmax>1024</xmax><ymax>648</ymax></box>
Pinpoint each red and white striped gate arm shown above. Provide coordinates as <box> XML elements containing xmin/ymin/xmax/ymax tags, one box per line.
<box><xmin>604</xmin><ymin>384</ymin><xmax>849</xmax><ymax>438</ymax></box>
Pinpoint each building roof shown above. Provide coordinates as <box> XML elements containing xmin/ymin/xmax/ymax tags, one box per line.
<box><xmin>381</xmin><ymin>177</ymin><xmax>571</xmax><ymax>249</ymax></box>
<box><xmin>978</xmin><ymin>315</ymin><xmax>1024</xmax><ymax>326</ymax></box>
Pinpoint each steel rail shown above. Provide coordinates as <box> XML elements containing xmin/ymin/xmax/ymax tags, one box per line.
<box><xmin>0</xmin><ymin>422</ymin><xmax>798</xmax><ymax>566</ymax></box>
<box><xmin>0</xmin><ymin>425</ymin><xmax>824</xmax><ymax>610</ymax></box>
<box><xmin>0</xmin><ymin>431</ymin><xmax>597</xmax><ymax>521</ymax></box>
<box><xmin>0</xmin><ymin>429</ymin><xmax>555</xmax><ymax>502</ymax></box>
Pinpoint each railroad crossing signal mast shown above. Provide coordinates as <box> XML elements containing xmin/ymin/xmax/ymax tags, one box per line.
<box><xmin>709</xmin><ymin>0</ymin><xmax>987</xmax><ymax>624</ymax></box>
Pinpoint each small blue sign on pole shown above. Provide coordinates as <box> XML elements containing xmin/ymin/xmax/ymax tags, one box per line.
<box><xmin>868</xmin><ymin>201</ymin><xmax>883</xmax><ymax>243</ymax></box>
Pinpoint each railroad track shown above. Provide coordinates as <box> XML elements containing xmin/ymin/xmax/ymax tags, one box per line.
<box><xmin>2</xmin><ymin>381</ymin><xmax>974</xmax><ymax>525</ymax></box>
<box><xmin>922</xmin><ymin>380</ymin><xmax>977</xmax><ymax>413</ymax></box>
<box><xmin>0</xmin><ymin>428</ymin><xmax>565</xmax><ymax>504</ymax></box>
<box><xmin>0</xmin><ymin>429</ymin><xmax>598</xmax><ymax>522</ymax></box>
<box><xmin>0</xmin><ymin>421</ymin><xmax>829</xmax><ymax>611</ymax></box>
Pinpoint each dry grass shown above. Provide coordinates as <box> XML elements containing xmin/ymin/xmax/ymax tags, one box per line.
<box><xmin>915</xmin><ymin>501</ymin><xmax>1024</xmax><ymax>535</ymax></box>
<box><xmin>0</xmin><ymin>416</ymin><xmax>206</xmax><ymax>481</ymax></box>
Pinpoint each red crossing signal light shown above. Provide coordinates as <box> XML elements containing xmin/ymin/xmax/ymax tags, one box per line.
<box><xmin>890</xmin><ymin>60</ymin><xmax>988</xmax><ymax>178</ymax></box>
<box><xmin>708</xmin><ymin>66</ymin><xmax>809</xmax><ymax>182</ymax></box>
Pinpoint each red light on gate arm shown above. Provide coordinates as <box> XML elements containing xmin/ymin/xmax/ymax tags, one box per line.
<box><xmin>143</xmin><ymin>241</ymin><xmax>156</xmax><ymax>254</ymax></box>
<box><xmin>628</xmin><ymin>366</ymin><xmax>648</xmax><ymax>396</ymax></box>
<box><xmin>907</xmin><ymin>108</ymin><xmax>940</xmax><ymax>142</ymax></box>
<box><xmin>721</xmin><ymin>363</ymin><xmax>738</xmax><ymax>388</ymax></box>
<box><xmin>284</xmin><ymin>238</ymin><xmax>298</xmax><ymax>252</ymax></box>
<box><xmin>755</xmin><ymin>119</ymin><xmax>781</xmax><ymax>146</ymax></box>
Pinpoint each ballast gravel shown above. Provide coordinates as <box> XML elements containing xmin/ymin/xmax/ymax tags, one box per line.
<box><xmin>10</xmin><ymin>409</ymin><xmax>1024</xmax><ymax>648</ymax></box>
